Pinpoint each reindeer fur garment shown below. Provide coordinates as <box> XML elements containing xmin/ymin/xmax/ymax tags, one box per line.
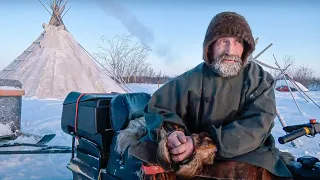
<box><xmin>115</xmin><ymin>117</ymin><xmax>218</xmax><ymax>179</ymax></box>
<box><xmin>115</xmin><ymin>117</ymin><xmax>295</xmax><ymax>180</ymax></box>
<box><xmin>115</xmin><ymin>116</ymin><xmax>147</xmax><ymax>156</ymax></box>
<box><xmin>157</xmin><ymin>128</ymin><xmax>218</xmax><ymax>179</ymax></box>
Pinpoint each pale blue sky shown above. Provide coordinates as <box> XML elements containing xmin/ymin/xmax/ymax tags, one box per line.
<box><xmin>0</xmin><ymin>0</ymin><xmax>319</xmax><ymax>77</ymax></box>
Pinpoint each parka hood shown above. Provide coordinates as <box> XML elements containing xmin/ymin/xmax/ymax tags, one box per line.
<box><xmin>202</xmin><ymin>12</ymin><xmax>255</xmax><ymax>66</ymax></box>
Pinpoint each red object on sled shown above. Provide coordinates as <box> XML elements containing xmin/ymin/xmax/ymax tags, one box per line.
<box><xmin>310</xmin><ymin>119</ymin><xmax>317</xmax><ymax>124</ymax></box>
<box><xmin>276</xmin><ymin>86</ymin><xmax>290</xmax><ymax>92</ymax></box>
<box><xmin>142</xmin><ymin>165</ymin><xmax>166</xmax><ymax>175</ymax></box>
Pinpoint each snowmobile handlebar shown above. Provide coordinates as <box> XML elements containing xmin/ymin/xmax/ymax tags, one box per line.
<box><xmin>278</xmin><ymin>119</ymin><xmax>320</xmax><ymax>144</ymax></box>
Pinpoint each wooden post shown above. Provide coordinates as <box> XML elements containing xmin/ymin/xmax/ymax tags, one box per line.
<box><xmin>253</xmin><ymin>43</ymin><xmax>273</xmax><ymax>60</ymax></box>
<box><xmin>0</xmin><ymin>79</ymin><xmax>25</xmax><ymax>134</ymax></box>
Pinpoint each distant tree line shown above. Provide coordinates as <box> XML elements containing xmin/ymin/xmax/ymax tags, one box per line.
<box><xmin>270</xmin><ymin>56</ymin><xmax>320</xmax><ymax>91</ymax></box>
<box><xmin>108</xmin><ymin>75</ymin><xmax>172</xmax><ymax>84</ymax></box>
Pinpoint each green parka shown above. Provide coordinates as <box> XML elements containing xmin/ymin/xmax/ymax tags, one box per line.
<box><xmin>143</xmin><ymin>11</ymin><xmax>293</xmax><ymax>178</ymax></box>
<box><xmin>143</xmin><ymin>61</ymin><xmax>293</xmax><ymax>178</ymax></box>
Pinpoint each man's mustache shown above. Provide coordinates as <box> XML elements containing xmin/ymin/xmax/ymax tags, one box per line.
<box><xmin>217</xmin><ymin>53</ymin><xmax>242</xmax><ymax>63</ymax></box>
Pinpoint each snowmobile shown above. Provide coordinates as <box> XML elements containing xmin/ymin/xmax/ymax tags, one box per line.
<box><xmin>59</xmin><ymin>91</ymin><xmax>320</xmax><ymax>180</ymax></box>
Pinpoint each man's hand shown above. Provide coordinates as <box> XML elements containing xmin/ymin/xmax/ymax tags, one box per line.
<box><xmin>167</xmin><ymin>131</ymin><xmax>194</xmax><ymax>162</ymax></box>
<box><xmin>167</xmin><ymin>131</ymin><xmax>187</xmax><ymax>148</ymax></box>
<box><xmin>170</xmin><ymin>136</ymin><xmax>194</xmax><ymax>162</ymax></box>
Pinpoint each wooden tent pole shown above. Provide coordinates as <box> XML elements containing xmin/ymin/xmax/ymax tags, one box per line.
<box><xmin>254</xmin><ymin>38</ymin><xmax>298</xmax><ymax>148</ymax></box>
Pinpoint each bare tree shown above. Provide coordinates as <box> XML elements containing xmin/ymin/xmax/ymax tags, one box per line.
<box><xmin>270</xmin><ymin>55</ymin><xmax>296</xmax><ymax>79</ymax></box>
<box><xmin>282</xmin><ymin>56</ymin><xmax>296</xmax><ymax>76</ymax></box>
<box><xmin>94</xmin><ymin>34</ymin><xmax>153</xmax><ymax>83</ymax></box>
<box><xmin>292</xmin><ymin>64</ymin><xmax>314</xmax><ymax>86</ymax></box>
<box><xmin>271</xmin><ymin>55</ymin><xmax>316</xmax><ymax>88</ymax></box>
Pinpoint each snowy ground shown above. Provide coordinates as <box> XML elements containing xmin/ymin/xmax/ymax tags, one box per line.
<box><xmin>0</xmin><ymin>83</ymin><xmax>319</xmax><ymax>180</ymax></box>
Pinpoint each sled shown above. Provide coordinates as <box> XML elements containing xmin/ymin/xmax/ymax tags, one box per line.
<box><xmin>0</xmin><ymin>132</ymin><xmax>73</xmax><ymax>154</ymax></box>
<box><xmin>60</xmin><ymin>91</ymin><xmax>320</xmax><ymax>180</ymax></box>
<box><xmin>0</xmin><ymin>79</ymin><xmax>72</xmax><ymax>154</ymax></box>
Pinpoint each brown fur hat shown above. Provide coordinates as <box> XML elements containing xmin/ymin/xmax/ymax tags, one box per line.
<box><xmin>203</xmin><ymin>11</ymin><xmax>255</xmax><ymax>65</ymax></box>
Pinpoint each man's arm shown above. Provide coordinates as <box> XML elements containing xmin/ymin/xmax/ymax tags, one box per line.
<box><xmin>143</xmin><ymin>64</ymin><xmax>204</xmax><ymax>140</ymax></box>
<box><xmin>211</xmin><ymin>70</ymin><xmax>276</xmax><ymax>159</ymax></box>
<box><xmin>143</xmin><ymin>75</ymin><xmax>218</xmax><ymax>178</ymax></box>
<box><xmin>143</xmin><ymin>77</ymin><xmax>190</xmax><ymax>142</ymax></box>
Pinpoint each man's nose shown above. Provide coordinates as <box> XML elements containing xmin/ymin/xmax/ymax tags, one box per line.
<box><xmin>225</xmin><ymin>43</ymin><xmax>236</xmax><ymax>55</ymax></box>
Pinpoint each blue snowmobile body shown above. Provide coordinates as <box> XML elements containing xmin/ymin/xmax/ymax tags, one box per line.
<box><xmin>60</xmin><ymin>91</ymin><xmax>320</xmax><ymax>180</ymax></box>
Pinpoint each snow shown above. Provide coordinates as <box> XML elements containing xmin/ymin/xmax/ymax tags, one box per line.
<box><xmin>0</xmin><ymin>86</ymin><xmax>21</xmax><ymax>90</ymax></box>
<box><xmin>0</xmin><ymin>123</ymin><xmax>12</xmax><ymax>136</ymax></box>
<box><xmin>126</xmin><ymin>83</ymin><xmax>162</xmax><ymax>94</ymax></box>
<box><xmin>0</xmin><ymin>83</ymin><xmax>319</xmax><ymax>180</ymax></box>
<box><xmin>274</xmin><ymin>91</ymin><xmax>320</xmax><ymax>158</ymax></box>
<box><xmin>2</xmin><ymin>24</ymin><xmax>126</xmax><ymax>99</ymax></box>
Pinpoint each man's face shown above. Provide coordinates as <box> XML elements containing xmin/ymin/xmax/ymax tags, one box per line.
<box><xmin>210</xmin><ymin>37</ymin><xmax>244</xmax><ymax>77</ymax></box>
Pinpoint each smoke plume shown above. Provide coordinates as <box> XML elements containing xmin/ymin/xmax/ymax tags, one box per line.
<box><xmin>93</xmin><ymin>0</ymin><xmax>175</xmax><ymax>62</ymax></box>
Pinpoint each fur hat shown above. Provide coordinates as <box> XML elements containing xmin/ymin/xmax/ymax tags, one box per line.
<box><xmin>203</xmin><ymin>11</ymin><xmax>255</xmax><ymax>65</ymax></box>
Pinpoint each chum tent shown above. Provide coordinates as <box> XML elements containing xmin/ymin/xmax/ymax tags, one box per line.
<box><xmin>0</xmin><ymin>0</ymin><xmax>127</xmax><ymax>98</ymax></box>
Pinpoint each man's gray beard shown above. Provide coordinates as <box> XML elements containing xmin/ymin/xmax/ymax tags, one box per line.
<box><xmin>210</xmin><ymin>54</ymin><xmax>243</xmax><ymax>77</ymax></box>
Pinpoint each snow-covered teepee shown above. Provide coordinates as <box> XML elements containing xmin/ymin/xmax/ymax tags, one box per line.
<box><xmin>0</xmin><ymin>0</ymin><xmax>127</xmax><ymax>98</ymax></box>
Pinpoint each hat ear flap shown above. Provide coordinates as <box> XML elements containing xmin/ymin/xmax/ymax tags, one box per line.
<box><xmin>242</xmin><ymin>41</ymin><xmax>250</xmax><ymax>63</ymax></box>
<box><xmin>202</xmin><ymin>12</ymin><xmax>255</xmax><ymax>65</ymax></box>
<box><xmin>204</xmin><ymin>41</ymin><xmax>216</xmax><ymax>64</ymax></box>
<box><xmin>207</xmin><ymin>43</ymin><xmax>214</xmax><ymax>64</ymax></box>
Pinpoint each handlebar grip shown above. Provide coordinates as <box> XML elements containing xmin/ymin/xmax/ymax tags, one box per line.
<box><xmin>278</xmin><ymin>127</ymin><xmax>309</xmax><ymax>144</ymax></box>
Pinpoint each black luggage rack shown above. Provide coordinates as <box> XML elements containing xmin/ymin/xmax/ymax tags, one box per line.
<box><xmin>61</xmin><ymin>91</ymin><xmax>151</xmax><ymax>180</ymax></box>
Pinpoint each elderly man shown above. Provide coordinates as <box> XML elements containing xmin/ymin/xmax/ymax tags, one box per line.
<box><xmin>140</xmin><ymin>11</ymin><xmax>294</xmax><ymax>179</ymax></box>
